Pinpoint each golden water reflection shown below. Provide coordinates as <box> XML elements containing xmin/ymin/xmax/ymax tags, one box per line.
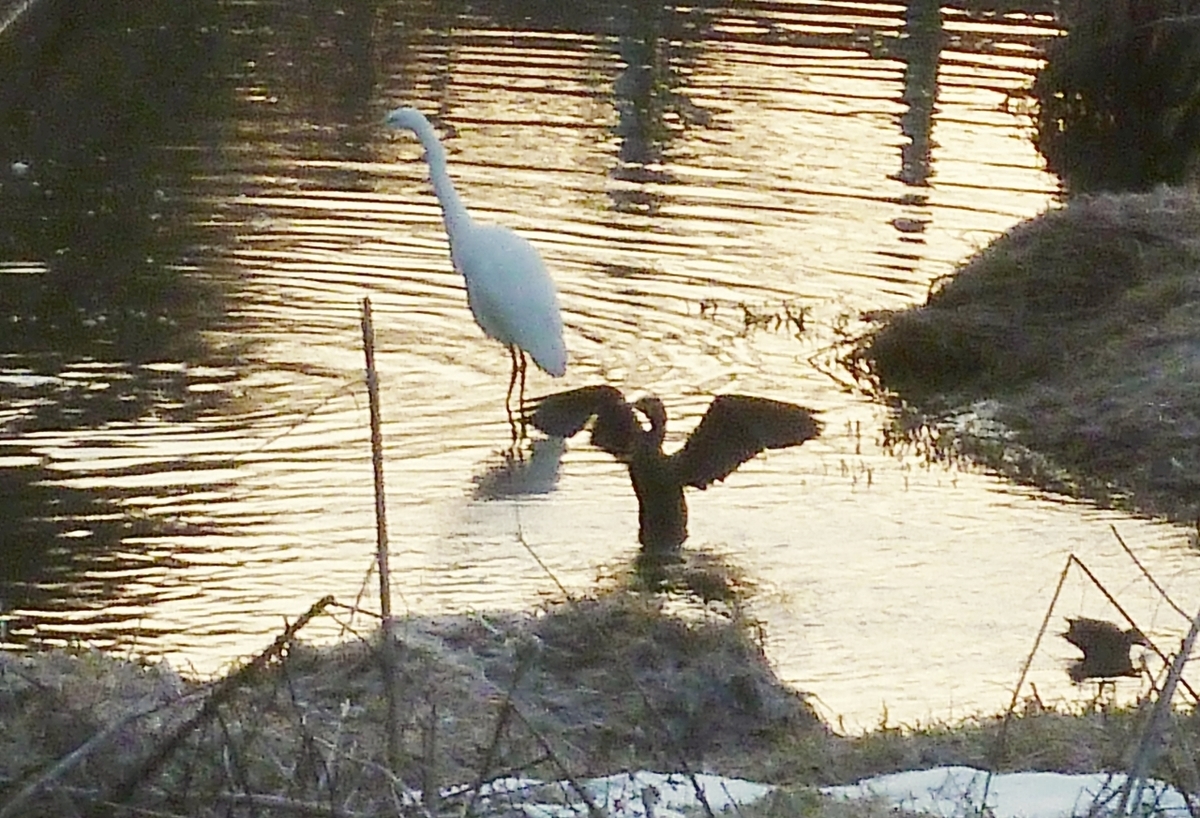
<box><xmin>8</xmin><ymin>0</ymin><xmax>1195</xmax><ymax>732</ymax></box>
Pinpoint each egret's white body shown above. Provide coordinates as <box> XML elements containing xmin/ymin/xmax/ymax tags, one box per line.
<box><xmin>451</xmin><ymin>221</ymin><xmax>565</xmax><ymax>376</ymax></box>
<box><xmin>383</xmin><ymin>107</ymin><xmax>567</xmax><ymax>423</ymax></box>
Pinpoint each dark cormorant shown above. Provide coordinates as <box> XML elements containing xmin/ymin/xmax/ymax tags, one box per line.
<box><xmin>1062</xmin><ymin>617</ymin><xmax>1148</xmax><ymax>683</ymax></box>
<box><xmin>529</xmin><ymin>385</ymin><xmax>821</xmax><ymax>552</ymax></box>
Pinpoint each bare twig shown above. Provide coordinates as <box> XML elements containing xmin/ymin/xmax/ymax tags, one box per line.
<box><xmin>626</xmin><ymin>680</ymin><xmax>719</xmax><ymax>818</ymax></box>
<box><xmin>306</xmin><ymin>736</ymin><xmax>430</xmax><ymax>817</ymax></box>
<box><xmin>348</xmin><ymin>559</ymin><xmax>379</xmax><ymax>631</ymax></box>
<box><xmin>215</xmin><ymin>791</ymin><xmax>364</xmax><ymax>817</ymax></box>
<box><xmin>992</xmin><ymin>554</ymin><xmax>1073</xmax><ymax>767</ymax></box>
<box><xmin>463</xmin><ymin>642</ymin><xmax>538</xmax><ymax>818</ymax></box>
<box><xmin>242</xmin><ymin>380</ymin><xmax>361</xmax><ymax>459</ymax></box>
<box><xmin>361</xmin><ymin>297</ymin><xmax>392</xmax><ymax>625</ymax></box>
<box><xmin>441</xmin><ymin>753</ymin><xmax>553</xmax><ymax>804</ymax></box>
<box><xmin>1110</xmin><ymin>524</ymin><xmax>1189</xmax><ymax>619</ymax></box>
<box><xmin>507</xmin><ymin>704</ymin><xmax>604</xmax><ymax>818</ymax></box>
<box><xmin>102</xmin><ymin>595</ymin><xmax>336</xmax><ymax>808</ymax></box>
<box><xmin>514</xmin><ymin>512</ymin><xmax>568</xmax><ymax>597</ymax></box>
<box><xmin>214</xmin><ymin>704</ymin><xmax>255</xmax><ymax>804</ymax></box>
<box><xmin>361</xmin><ymin>296</ymin><xmax>403</xmax><ymax>773</ymax></box>
<box><xmin>421</xmin><ymin>701</ymin><xmax>440</xmax><ymax>814</ymax></box>
<box><xmin>1120</xmin><ymin>604</ymin><xmax>1200</xmax><ymax>815</ymax></box>
<box><xmin>278</xmin><ymin>654</ymin><xmax>337</xmax><ymax>795</ymax></box>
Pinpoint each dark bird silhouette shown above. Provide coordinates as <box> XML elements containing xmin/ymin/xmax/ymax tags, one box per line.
<box><xmin>528</xmin><ymin>385</ymin><xmax>821</xmax><ymax>552</ymax></box>
<box><xmin>1062</xmin><ymin>617</ymin><xmax>1148</xmax><ymax>683</ymax></box>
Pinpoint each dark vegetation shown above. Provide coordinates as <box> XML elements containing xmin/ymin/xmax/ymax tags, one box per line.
<box><xmin>1033</xmin><ymin>0</ymin><xmax>1200</xmax><ymax>193</ymax></box>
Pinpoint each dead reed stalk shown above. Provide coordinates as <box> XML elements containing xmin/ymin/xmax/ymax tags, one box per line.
<box><xmin>360</xmin><ymin>296</ymin><xmax>402</xmax><ymax>773</ymax></box>
<box><xmin>102</xmin><ymin>594</ymin><xmax>336</xmax><ymax>808</ymax></box>
<box><xmin>1120</xmin><ymin>604</ymin><xmax>1200</xmax><ymax>814</ymax></box>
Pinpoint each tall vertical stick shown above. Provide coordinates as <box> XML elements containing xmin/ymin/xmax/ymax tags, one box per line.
<box><xmin>361</xmin><ymin>297</ymin><xmax>400</xmax><ymax>770</ymax></box>
<box><xmin>362</xmin><ymin>298</ymin><xmax>391</xmax><ymax>621</ymax></box>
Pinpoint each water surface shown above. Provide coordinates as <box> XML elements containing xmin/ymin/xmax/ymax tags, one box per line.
<box><xmin>1</xmin><ymin>0</ymin><xmax>1195</xmax><ymax>731</ymax></box>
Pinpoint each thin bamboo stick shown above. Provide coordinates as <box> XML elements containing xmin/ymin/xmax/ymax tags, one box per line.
<box><xmin>361</xmin><ymin>297</ymin><xmax>401</xmax><ymax>772</ymax></box>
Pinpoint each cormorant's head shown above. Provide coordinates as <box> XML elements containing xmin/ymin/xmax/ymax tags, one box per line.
<box><xmin>632</xmin><ymin>396</ymin><xmax>668</xmax><ymax>447</ymax></box>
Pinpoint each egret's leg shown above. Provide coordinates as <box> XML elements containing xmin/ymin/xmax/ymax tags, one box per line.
<box><xmin>518</xmin><ymin>352</ymin><xmax>528</xmax><ymax>409</ymax></box>
<box><xmin>505</xmin><ymin>345</ymin><xmax>520</xmax><ymax>441</ymax></box>
<box><xmin>517</xmin><ymin>352</ymin><xmax>529</xmax><ymax>439</ymax></box>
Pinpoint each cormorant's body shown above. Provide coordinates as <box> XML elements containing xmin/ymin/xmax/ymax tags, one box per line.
<box><xmin>530</xmin><ymin>385</ymin><xmax>821</xmax><ymax>551</ymax></box>
<box><xmin>1062</xmin><ymin>617</ymin><xmax>1147</xmax><ymax>683</ymax></box>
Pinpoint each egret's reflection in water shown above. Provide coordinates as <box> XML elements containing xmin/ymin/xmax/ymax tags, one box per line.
<box><xmin>473</xmin><ymin>437</ymin><xmax>567</xmax><ymax>501</ymax></box>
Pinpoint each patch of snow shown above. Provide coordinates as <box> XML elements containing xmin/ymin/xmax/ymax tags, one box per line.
<box><xmin>823</xmin><ymin>766</ymin><xmax>1191</xmax><ymax>818</ymax></box>
<box><xmin>949</xmin><ymin>400</ymin><xmax>1014</xmax><ymax>441</ymax></box>
<box><xmin>435</xmin><ymin>771</ymin><xmax>774</xmax><ymax>818</ymax></box>
<box><xmin>584</xmin><ymin>772</ymin><xmax>774</xmax><ymax>818</ymax></box>
<box><xmin>402</xmin><ymin>766</ymin><xmax>1193</xmax><ymax>818</ymax></box>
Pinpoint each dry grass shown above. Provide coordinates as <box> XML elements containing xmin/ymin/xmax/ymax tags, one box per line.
<box><xmin>11</xmin><ymin>529</ymin><xmax>1200</xmax><ymax>818</ymax></box>
<box><xmin>856</xmin><ymin>186</ymin><xmax>1200</xmax><ymax>523</ymax></box>
<box><xmin>3</xmin><ymin>588</ymin><xmax>1200</xmax><ymax>817</ymax></box>
<box><xmin>0</xmin><ymin>588</ymin><xmax>825</xmax><ymax>817</ymax></box>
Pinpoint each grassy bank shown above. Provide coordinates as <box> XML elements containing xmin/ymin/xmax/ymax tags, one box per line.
<box><xmin>0</xmin><ymin>590</ymin><xmax>1191</xmax><ymax>817</ymax></box>
<box><xmin>855</xmin><ymin>186</ymin><xmax>1200</xmax><ymax>524</ymax></box>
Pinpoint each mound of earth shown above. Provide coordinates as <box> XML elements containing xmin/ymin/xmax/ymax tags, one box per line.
<box><xmin>857</xmin><ymin>186</ymin><xmax>1200</xmax><ymax>522</ymax></box>
<box><xmin>0</xmin><ymin>591</ymin><xmax>825</xmax><ymax>816</ymax></box>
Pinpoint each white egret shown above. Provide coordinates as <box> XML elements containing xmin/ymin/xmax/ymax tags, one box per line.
<box><xmin>529</xmin><ymin>385</ymin><xmax>821</xmax><ymax>552</ymax></box>
<box><xmin>383</xmin><ymin>107</ymin><xmax>567</xmax><ymax>430</ymax></box>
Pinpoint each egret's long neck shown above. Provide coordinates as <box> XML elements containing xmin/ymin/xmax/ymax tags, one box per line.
<box><xmin>408</xmin><ymin>121</ymin><xmax>472</xmax><ymax>245</ymax></box>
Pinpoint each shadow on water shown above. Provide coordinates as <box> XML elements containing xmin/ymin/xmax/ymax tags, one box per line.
<box><xmin>0</xmin><ymin>0</ymin><xmax>244</xmax><ymax>644</ymax></box>
<box><xmin>608</xmin><ymin>1</ymin><xmax>719</xmax><ymax>217</ymax></box>
<box><xmin>472</xmin><ymin>436</ymin><xmax>566</xmax><ymax>501</ymax></box>
<box><xmin>895</xmin><ymin>0</ymin><xmax>940</xmax><ymax>191</ymax></box>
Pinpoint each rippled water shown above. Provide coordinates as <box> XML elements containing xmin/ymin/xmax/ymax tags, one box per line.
<box><xmin>2</xmin><ymin>0</ymin><xmax>1197</xmax><ymax>731</ymax></box>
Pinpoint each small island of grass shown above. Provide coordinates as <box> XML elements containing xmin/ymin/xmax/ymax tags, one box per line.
<box><xmin>857</xmin><ymin>186</ymin><xmax>1200</xmax><ymax>524</ymax></box>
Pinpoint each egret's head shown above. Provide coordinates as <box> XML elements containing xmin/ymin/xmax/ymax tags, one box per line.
<box><xmin>383</xmin><ymin>107</ymin><xmax>431</xmax><ymax>133</ymax></box>
<box><xmin>384</xmin><ymin>107</ymin><xmax>445</xmax><ymax>166</ymax></box>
